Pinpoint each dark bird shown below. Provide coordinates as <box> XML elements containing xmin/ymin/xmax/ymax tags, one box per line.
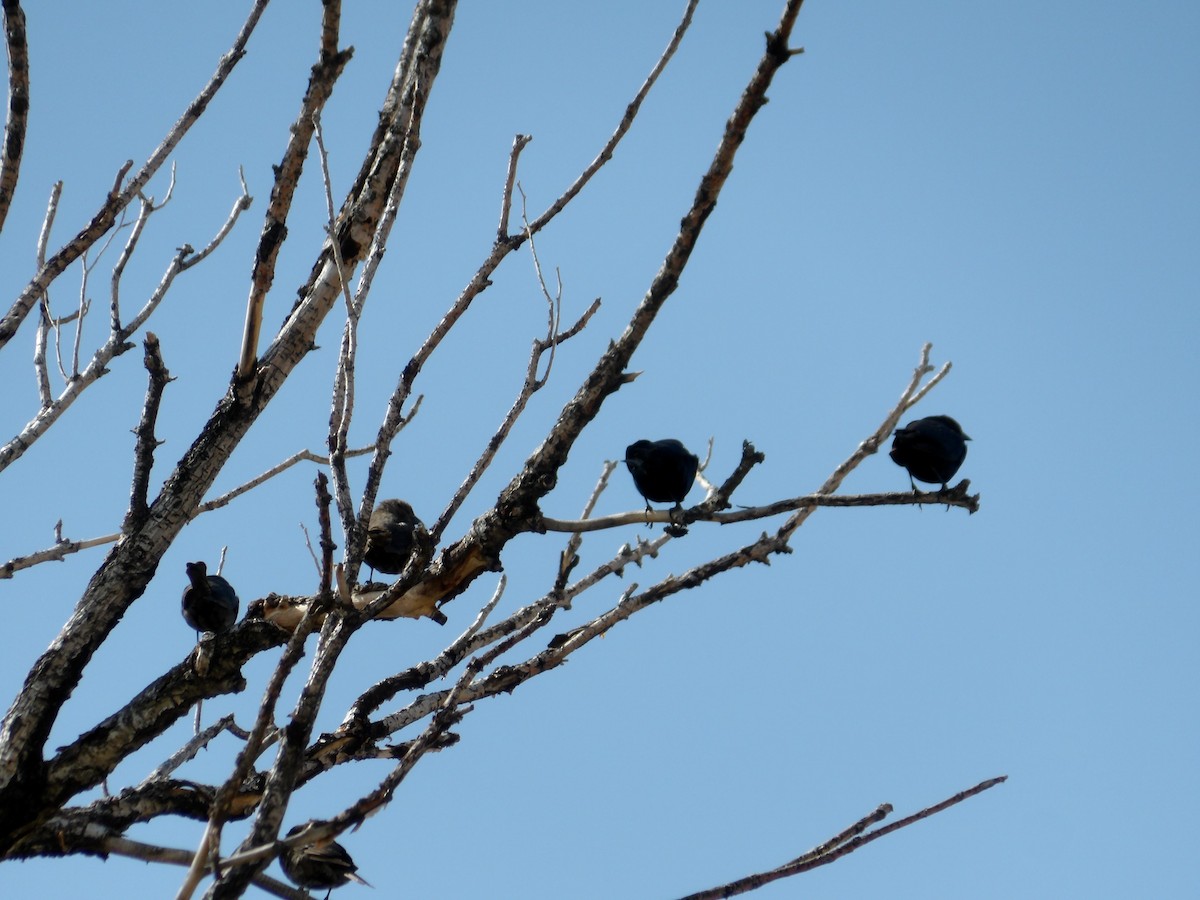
<box><xmin>363</xmin><ymin>498</ymin><xmax>430</xmax><ymax>578</ymax></box>
<box><xmin>625</xmin><ymin>439</ymin><xmax>699</xmax><ymax>513</ymax></box>
<box><xmin>280</xmin><ymin>825</ymin><xmax>370</xmax><ymax>899</ymax></box>
<box><xmin>889</xmin><ymin>415</ymin><xmax>971</xmax><ymax>490</ymax></box>
<box><xmin>182</xmin><ymin>561</ymin><xmax>239</xmax><ymax>637</ymax></box>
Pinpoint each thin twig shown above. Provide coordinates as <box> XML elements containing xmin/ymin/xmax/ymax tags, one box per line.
<box><xmin>33</xmin><ymin>182</ymin><xmax>63</xmax><ymax>408</ymax></box>
<box><xmin>539</xmin><ymin>481</ymin><xmax>980</xmax><ymax>533</ymax></box>
<box><xmin>94</xmin><ymin>836</ymin><xmax>305</xmax><ymax>900</ymax></box>
<box><xmin>315</xmin><ymin>111</ymin><xmax>360</xmax><ymax>544</ymax></box>
<box><xmin>197</xmin><ymin>445</ymin><xmax>373</xmax><ymax>517</ymax></box>
<box><xmin>145</xmin><ymin>716</ymin><xmax>243</xmax><ymax>781</ymax></box>
<box><xmin>496</xmin><ymin>134</ymin><xmax>532</xmax><ymax>240</ymax></box>
<box><xmin>431</xmin><ymin>297</ymin><xmax>601</xmax><ymax>541</ymax></box>
<box><xmin>554</xmin><ymin>460</ymin><xmax>618</xmax><ymax>598</ymax></box>
<box><xmin>525</xmin><ymin>0</ymin><xmax>701</xmax><ymax>235</ymax></box>
<box><xmin>675</xmin><ymin>776</ymin><xmax>1008</xmax><ymax>900</ymax></box>
<box><xmin>517</xmin><ymin>181</ymin><xmax>563</xmax><ymax>387</ymax></box>
<box><xmin>109</xmin><ymin>192</ymin><xmax>155</xmax><ymax>332</ymax></box>
<box><xmin>779</xmin><ymin>343</ymin><xmax>953</xmax><ymax>540</ymax></box>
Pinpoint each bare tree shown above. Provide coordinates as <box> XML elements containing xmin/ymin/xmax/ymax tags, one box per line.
<box><xmin>0</xmin><ymin>1</ymin><xmax>996</xmax><ymax>897</ymax></box>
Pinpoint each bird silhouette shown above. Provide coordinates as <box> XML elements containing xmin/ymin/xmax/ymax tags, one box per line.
<box><xmin>363</xmin><ymin>499</ymin><xmax>430</xmax><ymax>579</ymax></box>
<box><xmin>889</xmin><ymin>415</ymin><xmax>971</xmax><ymax>490</ymax></box>
<box><xmin>625</xmin><ymin>439</ymin><xmax>699</xmax><ymax>529</ymax></box>
<box><xmin>181</xmin><ymin>561</ymin><xmax>239</xmax><ymax>638</ymax></box>
<box><xmin>280</xmin><ymin>825</ymin><xmax>370</xmax><ymax>899</ymax></box>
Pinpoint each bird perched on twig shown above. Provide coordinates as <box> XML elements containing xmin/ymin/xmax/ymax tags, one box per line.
<box><xmin>625</xmin><ymin>439</ymin><xmax>699</xmax><ymax>534</ymax></box>
<box><xmin>181</xmin><ymin>561</ymin><xmax>239</xmax><ymax>638</ymax></box>
<box><xmin>280</xmin><ymin>825</ymin><xmax>371</xmax><ymax>899</ymax></box>
<box><xmin>889</xmin><ymin>415</ymin><xmax>971</xmax><ymax>490</ymax></box>
<box><xmin>363</xmin><ymin>498</ymin><xmax>431</xmax><ymax>579</ymax></box>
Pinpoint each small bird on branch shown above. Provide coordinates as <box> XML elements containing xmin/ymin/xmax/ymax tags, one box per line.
<box><xmin>181</xmin><ymin>560</ymin><xmax>239</xmax><ymax>639</ymax></box>
<box><xmin>889</xmin><ymin>415</ymin><xmax>971</xmax><ymax>491</ymax></box>
<box><xmin>625</xmin><ymin>439</ymin><xmax>699</xmax><ymax>535</ymax></box>
<box><xmin>280</xmin><ymin>825</ymin><xmax>371</xmax><ymax>899</ymax></box>
<box><xmin>364</xmin><ymin>499</ymin><xmax>431</xmax><ymax>579</ymax></box>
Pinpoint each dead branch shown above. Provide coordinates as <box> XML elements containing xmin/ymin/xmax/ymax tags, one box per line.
<box><xmin>353</xmin><ymin>0</ymin><xmax>702</xmax><ymax>555</ymax></box>
<box><xmin>0</xmin><ymin>531</ymin><xmax>119</xmax><ymax>579</ymax></box>
<box><xmin>675</xmin><ymin>776</ymin><xmax>1008</xmax><ymax>899</ymax></box>
<box><xmin>32</xmin><ymin>182</ymin><xmax>63</xmax><ymax>407</ymax></box>
<box><xmin>0</xmin><ymin>0</ymin><xmax>29</xmax><ymax>233</ymax></box>
<box><xmin>0</xmin><ymin>0</ymin><xmax>270</xmax><ymax>351</ymax></box>
<box><xmin>540</xmin><ymin>481</ymin><xmax>980</xmax><ymax>533</ymax></box>
<box><xmin>238</xmin><ymin>18</ymin><xmax>354</xmax><ymax>379</ymax></box>
<box><xmin>124</xmin><ymin>333</ymin><xmax>172</xmax><ymax>531</ymax></box>
<box><xmin>0</xmin><ymin>439</ymin><xmax>372</xmax><ymax>580</ymax></box>
<box><xmin>431</xmin><ymin>297</ymin><xmax>602</xmax><ymax>541</ymax></box>
<box><xmin>0</xmin><ymin>179</ymin><xmax>252</xmax><ymax>475</ymax></box>
<box><xmin>146</xmin><ymin>716</ymin><xmax>246</xmax><ymax>782</ymax></box>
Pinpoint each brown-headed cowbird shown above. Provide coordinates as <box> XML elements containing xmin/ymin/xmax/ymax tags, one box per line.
<box><xmin>280</xmin><ymin>825</ymin><xmax>370</xmax><ymax>898</ymax></box>
<box><xmin>625</xmin><ymin>439</ymin><xmax>699</xmax><ymax>513</ymax></box>
<box><xmin>889</xmin><ymin>415</ymin><xmax>971</xmax><ymax>490</ymax></box>
<box><xmin>181</xmin><ymin>561</ymin><xmax>239</xmax><ymax>637</ymax></box>
<box><xmin>364</xmin><ymin>499</ymin><xmax>430</xmax><ymax>578</ymax></box>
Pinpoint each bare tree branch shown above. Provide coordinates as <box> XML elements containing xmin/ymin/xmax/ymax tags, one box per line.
<box><xmin>0</xmin><ymin>0</ymin><xmax>29</xmax><ymax>233</ymax></box>
<box><xmin>1</xmin><ymin>438</ymin><xmax>372</xmax><ymax>580</ymax></box>
<box><xmin>353</xmin><ymin>0</ymin><xmax>703</xmax><ymax>561</ymax></box>
<box><xmin>540</xmin><ymin>480</ymin><xmax>980</xmax><ymax>533</ymax></box>
<box><xmin>147</xmin><ymin>716</ymin><xmax>247</xmax><ymax>782</ymax></box>
<box><xmin>431</xmin><ymin>296</ymin><xmax>601</xmax><ymax>541</ymax></box>
<box><xmin>124</xmin><ymin>333</ymin><xmax>172</xmax><ymax>531</ymax></box>
<box><xmin>32</xmin><ymin>181</ymin><xmax>63</xmax><ymax>407</ymax></box>
<box><xmin>496</xmin><ymin>133</ymin><xmax>531</xmax><ymax>240</ymax></box>
<box><xmin>525</xmin><ymin>0</ymin><xmax>701</xmax><ymax>235</ymax></box>
<box><xmin>675</xmin><ymin>776</ymin><xmax>1008</xmax><ymax>899</ymax></box>
<box><xmin>315</xmin><ymin>111</ymin><xmax>360</xmax><ymax>543</ymax></box>
<box><xmin>0</xmin><ymin>0</ymin><xmax>270</xmax><ymax>351</ymax></box>
<box><xmin>0</xmin><ymin>530</ymin><xmax>119</xmax><ymax>579</ymax></box>
<box><xmin>0</xmin><ymin>179</ymin><xmax>251</xmax><ymax>475</ymax></box>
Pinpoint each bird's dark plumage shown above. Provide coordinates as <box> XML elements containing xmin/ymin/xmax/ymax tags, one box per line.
<box><xmin>889</xmin><ymin>415</ymin><xmax>971</xmax><ymax>489</ymax></box>
<box><xmin>625</xmin><ymin>439</ymin><xmax>699</xmax><ymax>509</ymax></box>
<box><xmin>363</xmin><ymin>499</ymin><xmax>429</xmax><ymax>577</ymax></box>
<box><xmin>182</xmin><ymin>561</ymin><xmax>239</xmax><ymax>635</ymax></box>
<box><xmin>280</xmin><ymin>825</ymin><xmax>370</xmax><ymax>897</ymax></box>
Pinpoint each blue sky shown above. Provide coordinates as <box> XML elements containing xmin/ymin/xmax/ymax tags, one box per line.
<box><xmin>1</xmin><ymin>1</ymin><xmax>1197</xmax><ymax>897</ymax></box>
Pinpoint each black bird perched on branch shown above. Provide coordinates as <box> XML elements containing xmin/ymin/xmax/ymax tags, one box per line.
<box><xmin>889</xmin><ymin>415</ymin><xmax>971</xmax><ymax>490</ymax></box>
<box><xmin>181</xmin><ymin>561</ymin><xmax>239</xmax><ymax>637</ymax></box>
<box><xmin>364</xmin><ymin>498</ymin><xmax>430</xmax><ymax>578</ymax></box>
<box><xmin>280</xmin><ymin>825</ymin><xmax>371</xmax><ymax>898</ymax></box>
<box><xmin>625</xmin><ymin>439</ymin><xmax>699</xmax><ymax>514</ymax></box>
